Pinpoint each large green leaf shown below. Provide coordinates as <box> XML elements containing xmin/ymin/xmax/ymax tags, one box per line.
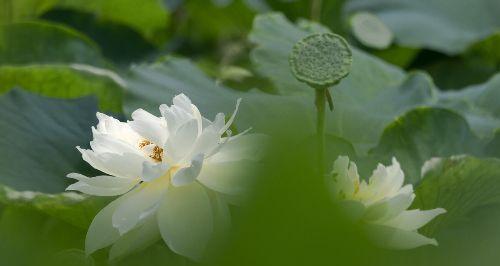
<box><xmin>56</xmin><ymin>0</ymin><xmax>170</xmax><ymax>45</ymax></box>
<box><xmin>0</xmin><ymin>21</ymin><xmax>106</xmax><ymax>66</ymax></box>
<box><xmin>371</xmin><ymin>108</ymin><xmax>483</xmax><ymax>183</ymax></box>
<box><xmin>124</xmin><ymin>57</ymin><xmax>315</xmax><ymax>139</ymax></box>
<box><xmin>0</xmin><ymin>185</ymin><xmax>108</xmax><ymax>229</ymax></box>
<box><xmin>413</xmin><ymin>156</ymin><xmax>500</xmax><ymax>235</ymax></box>
<box><xmin>0</xmin><ymin>64</ymin><xmax>123</xmax><ymax>112</ymax></box>
<box><xmin>437</xmin><ymin>73</ymin><xmax>500</xmax><ymax>139</ymax></box>
<box><xmin>389</xmin><ymin>156</ymin><xmax>500</xmax><ymax>266</ymax></box>
<box><xmin>0</xmin><ymin>89</ymin><xmax>98</xmax><ymax>193</ymax></box>
<box><xmin>344</xmin><ymin>0</ymin><xmax>500</xmax><ymax>55</ymax></box>
<box><xmin>328</xmin><ymin>72</ymin><xmax>436</xmax><ymax>153</ymax></box>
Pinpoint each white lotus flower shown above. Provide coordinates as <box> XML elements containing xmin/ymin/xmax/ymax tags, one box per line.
<box><xmin>67</xmin><ymin>94</ymin><xmax>265</xmax><ymax>261</ymax></box>
<box><xmin>328</xmin><ymin>156</ymin><xmax>446</xmax><ymax>249</ymax></box>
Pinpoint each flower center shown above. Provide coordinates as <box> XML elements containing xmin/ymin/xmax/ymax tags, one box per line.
<box><xmin>150</xmin><ymin>146</ymin><xmax>164</xmax><ymax>162</ymax></box>
<box><xmin>139</xmin><ymin>140</ymin><xmax>164</xmax><ymax>162</ymax></box>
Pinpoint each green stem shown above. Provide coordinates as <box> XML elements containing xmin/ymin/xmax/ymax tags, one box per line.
<box><xmin>315</xmin><ymin>88</ymin><xmax>326</xmax><ymax>174</ymax></box>
<box><xmin>310</xmin><ymin>0</ymin><xmax>323</xmax><ymax>22</ymax></box>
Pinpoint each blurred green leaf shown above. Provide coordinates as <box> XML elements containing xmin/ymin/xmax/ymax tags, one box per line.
<box><xmin>345</xmin><ymin>0</ymin><xmax>500</xmax><ymax>55</ymax></box>
<box><xmin>0</xmin><ymin>64</ymin><xmax>123</xmax><ymax>112</ymax></box>
<box><xmin>422</xmin><ymin>56</ymin><xmax>498</xmax><ymax>90</ymax></box>
<box><xmin>209</xmin><ymin>139</ymin><xmax>383</xmax><ymax>266</ymax></box>
<box><xmin>0</xmin><ymin>206</ymin><xmax>87</xmax><ymax>266</ymax></box>
<box><xmin>41</xmin><ymin>9</ymin><xmax>157</xmax><ymax>64</ymax></box>
<box><xmin>485</xmin><ymin>131</ymin><xmax>500</xmax><ymax>157</ymax></box>
<box><xmin>0</xmin><ymin>184</ymin><xmax>109</xmax><ymax>229</ymax></box>
<box><xmin>0</xmin><ymin>89</ymin><xmax>98</xmax><ymax>193</ymax></box>
<box><xmin>0</xmin><ymin>0</ymin><xmax>58</xmax><ymax>23</ymax></box>
<box><xmin>114</xmin><ymin>243</ymin><xmax>187</xmax><ymax>266</ymax></box>
<box><xmin>416</xmin><ymin>205</ymin><xmax>500</xmax><ymax>266</ymax></box>
<box><xmin>179</xmin><ymin>0</ymin><xmax>255</xmax><ymax>43</ymax></box>
<box><xmin>413</xmin><ymin>156</ymin><xmax>500</xmax><ymax>236</ymax></box>
<box><xmin>56</xmin><ymin>0</ymin><xmax>170</xmax><ymax>45</ymax></box>
<box><xmin>0</xmin><ymin>21</ymin><xmax>106</xmax><ymax>66</ymax></box>
<box><xmin>415</xmin><ymin>33</ymin><xmax>500</xmax><ymax>90</ymax></box>
<box><xmin>371</xmin><ymin>108</ymin><xmax>482</xmax><ymax>183</ymax></box>
<box><xmin>438</xmin><ymin>74</ymin><xmax>500</xmax><ymax>138</ymax></box>
<box><xmin>467</xmin><ymin>32</ymin><xmax>500</xmax><ymax>65</ymax></box>
<box><xmin>371</xmin><ymin>46</ymin><xmax>419</xmax><ymax>68</ymax></box>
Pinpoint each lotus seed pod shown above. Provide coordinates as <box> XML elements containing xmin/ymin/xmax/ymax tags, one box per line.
<box><xmin>289</xmin><ymin>33</ymin><xmax>353</xmax><ymax>88</ymax></box>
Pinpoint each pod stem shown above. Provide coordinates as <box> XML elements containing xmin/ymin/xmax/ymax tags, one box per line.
<box><xmin>315</xmin><ymin>88</ymin><xmax>327</xmax><ymax>174</ymax></box>
<box><xmin>310</xmin><ymin>0</ymin><xmax>323</xmax><ymax>22</ymax></box>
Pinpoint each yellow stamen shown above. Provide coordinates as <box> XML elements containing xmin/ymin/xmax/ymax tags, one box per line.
<box><xmin>150</xmin><ymin>146</ymin><xmax>164</xmax><ymax>162</ymax></box>
<box><xmin>138</xmin><ymin>140</ymin><xmax>152</xmax><ymax>148</ymax></box>
<box><xmin>138</xmin><ymin>139</ymin><xmax>164</xmax><ymax>162</ymax></box>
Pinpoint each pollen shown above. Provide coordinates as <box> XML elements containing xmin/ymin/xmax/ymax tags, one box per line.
<box><xmin>150</xmin><ymin>146</ymin><xmax>164</xmax><ymax>162</ymax></box>
<box><xmin>138</xmin><ymin>140</ymin><xmax>152</xmax><ymax>148</ymax></box>
<box><xmin>138</xmin><ymin>139</ymin><xmax>164</xmax><ymax>162</ymax></box>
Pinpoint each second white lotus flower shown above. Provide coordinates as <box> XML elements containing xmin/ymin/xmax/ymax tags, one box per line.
<box><xmin>328</xmin><ymin>156</ymin><xmax>446</xmax><ymax>249</ymax></box>
<box><xmin>67</xmin><ymin>94</ymin><xmax>265</xmax><ymax>261</ymax></box>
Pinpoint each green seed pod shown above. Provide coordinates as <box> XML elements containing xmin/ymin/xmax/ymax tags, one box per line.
<box><xmin>289</xmin><ymin>33</ymin><xmax>353</xmax><ymax>88</ymax></box>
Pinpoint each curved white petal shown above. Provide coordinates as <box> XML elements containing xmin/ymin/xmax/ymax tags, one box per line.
<box><xmin>211</xmin><ymin>113</ymin><xmax>225</xmax><ymax>130</ymax></box>
<box><xmin>85</xmin><ymin>195</ymin><xmax>126</xmax><ymax>255</ymax></box>
<box><xmin>66</xmin><ymin>173</ymin><xmax>138</xmax><ymax>196</ymax></box>
<box><xmin>160</xmin><ymin>94</ymin><xmax>195</xmax><ymax>135</ymax></box>
<box><xmin>78</xmin><ymin>147</ymin><xmax>145</xmax><ymax>179</ymax></box>
<box><xmin>157</xmin><ymin>182</ymin><xmax>213</xmax><ymax>261</ymax></box>
<box><xmin>172</xmin><ymin>94</ymin><xmax>193</xmax><ymax>112</ymax></box>
<box><xmin>366</xmin><ymin>164</ymin><xmax>392</xmax><ymax>200</ymax></box>
<box><xmin>141</xmin><ymin>161</ymin><xmax>169</xmax><ymax>182</ymax></box>
<box><xmin>366</xmin><ymin>224</ymin><xmax>439</xmax><ymax>249</ymax></box>
<box><xmin>188</xmin><ymin>128</ymin><xmax>220</xmax><ymax>160</ymax></box>
<box><xmin>197</xmin><ymin>160</ymin><xmax>256</xmax><ymax>196</ymax></box>
<box><xmin>365</xmin><ymin>159</ymin><xmax>406</xmax><ymax>202</ymax></box>
<box><xmin>384</xmin><ymin>158</ymin><xmax>405</xmax><ymax>196</ymax></box>
<box><xmin>364</xmin><ymin>193</ymin><xmax>415</xmax><ymax>222</ymax></box>
<box><xmin>95</xmin><ymin>112</ymin><xmax>140</xmax><ymax>145</ymax></box>
<box><xmin>208</xmin><ymin>134</ymin><xmax>267</xmax><ymax>164</ymax></box>
<box><xmin>109</xmin><ymin>214</ymin><xmax>161</xmax><ymax>261</ymax></box>
<box><xmin>219</xmin><ymin>98</ymin><xmax>241</xmax><ymax>134</ymax></box>
<box><xmin>191</xmin><ymin>104</ymin><xmax>203</xmax><ymax>136</ymax></box>
<box><xmin>164</xmin><ymin>119</ymin><xmax>199</xmax><ymax>163</ymax></box>
<box><xmin>383</xmin><ymin>208</ymin><xmax>446</xmax><ymax>231</ymax></box>
<box><xmin>129</xmin><ymin>109</ymin><xmax>167</xmax><ymax>146</ymax></box>
<box><xmin>90</xmin><ymin>132</ymin><xmax>141</xmax><ymax>155</ymax></box>
<box><xmin>330</xmin><ymin>156</ymin><xmax>359</xmax><ymax>198</ymax></box>
<box><xmin>171</xmin><ymin>154</ymin><xmax>204</xmax><ymax>186</ymax></box>
<box><xmin>112</xmin><ymin>179</ymin><xmax>168</xmax><ymax>235</ymax></box>
<box><xmin>209</xmin><ymin>192</ymin><xmax>231</xmax><ymax>238</ymax></box>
